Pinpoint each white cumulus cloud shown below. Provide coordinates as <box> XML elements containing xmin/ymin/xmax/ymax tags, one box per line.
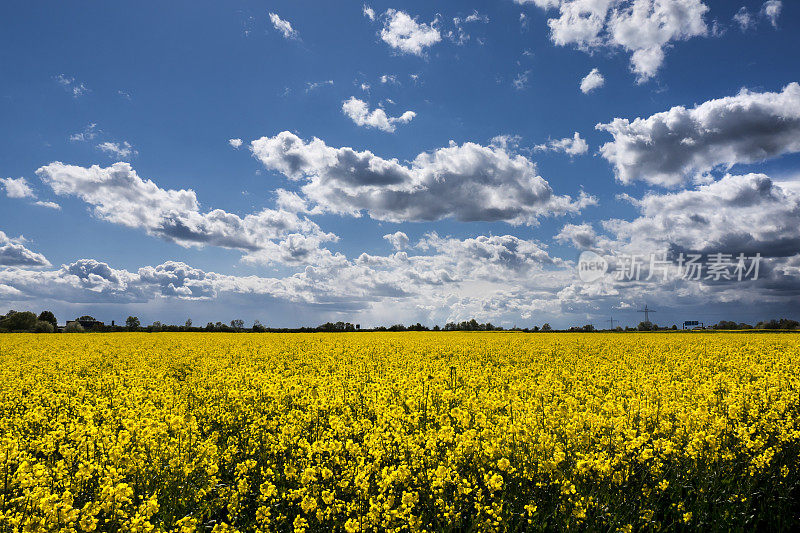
<box><xmin>535</xmin><ymin>132</ymin><xmax>589</xmax><ymax>156</ymax></box>
<box><xmin>597</xmin><ymin>83</ymin><xmax>800</xmax><ymax>186</ymax></box>
<box><xmin>380</xmin><ymin>9</ymin><xmax>441</xmax><ymax>56</ymax></box>
<box><xmin>342</xmin><ymin>97</ymin><xmax>416</xmax><ymax>133</ymax></box>
<box><xmin>580</xmin><ymin>68</ymin><xmax>605</xmax><ymax>93</ymax></box>
<box><xmin>36</xmin><ymin>162</ymin><xmax>335</xmax><ymax>265</ymax></box>
<box><xmin>518</xmin><ymin>0</ymin><xmax>709</xmax><ymax>82</ymax></box>
<box><xmin>1</xmin><ymin>177</ymin><xmax>35</xmax><ymax>199</ymax></box>
<box><xmin>269</xmin><ymin>12</ymin><xmax>298</xmax><ymax>39</ymax></box>
<box><xmin>383</xmin><ymin>231</ymin><xmax>410</xmax><ymax>250</ymax></box>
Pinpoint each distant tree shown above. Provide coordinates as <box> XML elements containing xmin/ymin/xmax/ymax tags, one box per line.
<box><xmin>150</xmin><ymin>321</ymin><xmax>163</xmax><ymax>332</ymax></box>
<box><xmin>671</xmin><ymin>324</ymin><xmax>678</xmax><ymax>330</ymax></box>
<box><xmin>33</xmin><ymin>321</ymin><xmax>55</xmax><ymax>333</ymax></box>
<box><xmin>317</xmin><ymin>321</ymin><xmax>357</xmax><ymax>332</ymax></box>
<box><xmin>637</xmin><ymin>321</ymin><xmax>654</xmax><ymax>331</ymax></box>
<box><xmin>185</xmin><ymin>318</ymin><xmax>193</xmax><ymax>329</ymax></box>
<box><xmin>0</xmin><ymin>311</ymin><xmax>38</xmax><ymax>331</ymax></box>
<box><xmin>126</xmin><ymin>316</ymin><xmax>140</xmax><ymax>331</ymax></box>
<box><xmin>38</xmin><ymin>311</ymin><xmax>58</xmax><ymax>329</ymax></box>
<box><xmin>755</xmin><ymin>318</ymin><xmax>799</xmax><ymax>330</ymax></box>
<box><xmin>64</xmin><ymin>321</ymin><xmax>84</xmax><ymax>333</ymax></box>
<box><xmin>441</xmin><ymin>319</ymin><xmax>503</xmax><ymax>332</ymax></box>
<box><xmin>231</xmin><ymin>319</ymin><xmax>245</xmax><ymax>330</ymax></box>
<box><xmin>253</xmin><ymin>320</ymin><xmax>267</xmax><ymax>332</ymax></box>
<box><xmin>541</xmin><ymin>323</ymin><xmax>552</xmax><ymax>332</ymax></box>
<box><xmin>205</xmin><ymin>322</ymin><xmax>215</xmax><ymax>331</ymax></box>
<box><xmin>78</xmin><ymin>315</ymin><xmax>96</xmax><ymax>321</ymax></box>
<box><xmin>583</xmin><ymin>324</ymin><xmax>595</xmax><ymax>332</ymax></box>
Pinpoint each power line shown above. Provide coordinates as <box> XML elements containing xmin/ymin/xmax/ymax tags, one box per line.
<box><xmin>638</xmin><ymin>304</ymin><xmax>656</xmax><ymax>323</ymax></box>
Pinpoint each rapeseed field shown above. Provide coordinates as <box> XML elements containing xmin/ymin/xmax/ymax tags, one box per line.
<box><xmin>0</xmin><ymin>332</ymin><xmax>798</xmax><ymax>532</ymax></box>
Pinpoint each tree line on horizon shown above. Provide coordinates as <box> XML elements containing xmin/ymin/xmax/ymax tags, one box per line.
<box><xmin>1</xmin><ymin>309</ymin><xmax>799</xmax><ymax>333</ymax></box>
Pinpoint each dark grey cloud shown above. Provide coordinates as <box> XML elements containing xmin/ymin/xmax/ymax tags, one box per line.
<box><xmin>251</xmin><ymin>131</ymin><xmax>595</xmax><ymax>225</ymax></box>
<box><xmin>0</xmin><ymin>231</ymin><xmax>50</xmax><ymax>267</ymax></box>
<box><xmin>597</xmin><ymin>83</ymin><xmax>800</xmax><ymax>186</ymax></box>
<box><xmin>605</xmin><ymin>173</ymin><xmax>800</xmax><ymax>257</ymax></box>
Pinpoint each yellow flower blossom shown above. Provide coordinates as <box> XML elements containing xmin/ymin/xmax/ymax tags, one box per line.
<box><xmin>0</xmin><ymin>332</ymin><xmax>797</xmax><ymax>531</ymax></box>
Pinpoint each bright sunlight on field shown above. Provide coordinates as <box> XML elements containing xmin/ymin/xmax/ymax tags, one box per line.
<box><xmin>1</xmin><ymin>333</ymin><xmax>799</xmax><ymax>531</ymax></box>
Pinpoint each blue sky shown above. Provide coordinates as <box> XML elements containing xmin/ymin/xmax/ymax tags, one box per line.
<box><xmin>1</xmin><ymin>0</ymin><xmax>799</xmax><ymax>328</ymax></box>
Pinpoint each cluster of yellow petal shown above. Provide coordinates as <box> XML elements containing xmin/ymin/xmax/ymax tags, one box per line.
<box><xmin>0</xmin><ymin>332</ymin><xmax>798</xmax><ymax>531</ymax></box>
